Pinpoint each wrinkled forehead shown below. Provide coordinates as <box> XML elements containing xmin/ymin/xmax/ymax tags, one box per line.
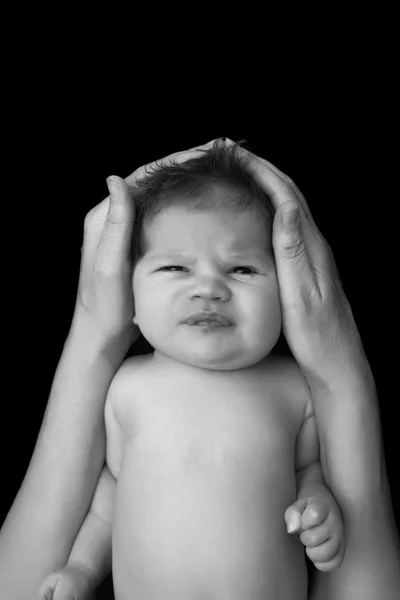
<box><xmin>143</xmin><ymin>202</ymin><xmax>273</xmax><ymax>255</ymax></box>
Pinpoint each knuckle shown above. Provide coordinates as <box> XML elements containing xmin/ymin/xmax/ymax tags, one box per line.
<box><xmin>105</xmin><ymin>210</ymin><xmax>120</xmax><ymax>226</ymax></box>
<box><xmin>279</xmin><ymin>175</ymin><xmax>295</xmax><ymax>191</ymax></box>
<box><xmin>310</xmin><ymin>534</ymin><xmax>322</xmax><ymax>547</ymax></box>
<box><xmin>106</xmin><ymin>204</ymin><xmax>129</xmax><ymax>227</ymax></box>
<box><xmin>307</xmin><ymin>500</ymin><xmax>322</xmax><ymax>515</ymax></box>
<box><xmin>281</xmin><ymin>235</ymin><xmax>305</xmax><ymax>257</ymax></box>
<box><xmin>300</xmin><ymin>529</ymin><xmax>317</xmax><ymax>547</ymax></box>
<box><xmin>305</xmin><ymin>531</ymin><xmax>318</xmax><ymax>546</ymax></box>
<box><xmin>324</xmin><ymin>542</ymin><xmax>342</xmax><ymax>562</ymax></box>
<box><xmin>307</xmin><ymin>542</ymin><xmax>328</xmax><ymax>561</ymax></box>
<box><xmin>312</xmin><ymin>504</ymin><xmax>326</xmax><ymax>520</ymax></box>
<box><xmin>289</xmin><ymin>177</ymin><xmax>297</xmax><ymax>188</ymax></box>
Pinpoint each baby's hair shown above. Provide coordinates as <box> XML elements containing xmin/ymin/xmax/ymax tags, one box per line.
<box><xmin>129</xmin><ymin>137</ymin><xmax>275</xmax><ymax>267</ymax></box>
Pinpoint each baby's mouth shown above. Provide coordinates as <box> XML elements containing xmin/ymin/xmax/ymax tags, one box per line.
<box><xmin>192</xmin><ymin>321</ymin><xmax>226</xmax><ymax>328</ymax></box>
<box><xmin>184</xmin><ymin>312</ymin><xmax>234</xmax><ymax>327</ymax></box>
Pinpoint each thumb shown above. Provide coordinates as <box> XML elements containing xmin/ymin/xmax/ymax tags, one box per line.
<box><xmin>275</xmin><ymin>202</ymin><xmax>303</xmax><ymax>256</ymax></box>
<box><xmin>106</xmin><ymin>176</ymin><xmax>135</xmax><ymax>225</ymax></box>
<box><xmin>100</xmin><ymin>176</ymin><xmax>136</xmax><ymax>269</ymax></box>
<box><xmin>272</xmin><ymin>201</ymin><xmax>313</xmax><ymax>320</ymax></box>
<box><xmin>284</xmin><ymin>498</ymin><xmax>308</xmax><ymax>534</ymax></box>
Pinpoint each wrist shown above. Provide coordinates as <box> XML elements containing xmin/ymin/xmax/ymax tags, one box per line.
<box><xmin>68</xmin><ymin>308</ymin><xmax>131</xmax><ymax>371</ymax></box>
<box><xmin>65</xmin><ymin>560</ymin><xmax>100</xmax><ymax>592</ymax></box>
<box><xmin>304</xmin><ymin>357</ymin><xmax>377</xmax><ymax>400</ymax></box>
<box><xmin>67</xmin><ymin>541</ymin><xmax>110</xmax><ymax>589</ymax></box>
<box><xmin>297</xmin><ymin>480</ymin><xmax>335</xmax><ymax>505</ymax></box>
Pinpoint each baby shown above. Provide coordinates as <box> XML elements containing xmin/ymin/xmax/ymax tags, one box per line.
<box><xmin>39</xmin><ymin>140</ymin><xmax>345</xmax><ymax>600</ymax></box>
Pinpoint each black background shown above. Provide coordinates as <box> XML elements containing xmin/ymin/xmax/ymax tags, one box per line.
<box><xmin>2</xmin><ymin>43</ymin><xmax>397</xmax><ymax>599</ymax></box>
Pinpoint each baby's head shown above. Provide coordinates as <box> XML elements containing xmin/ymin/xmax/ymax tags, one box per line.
<box><xmin>130</xmin><ymin>138</ymin><xmax>281</xmax><ymax>371</ymax></box>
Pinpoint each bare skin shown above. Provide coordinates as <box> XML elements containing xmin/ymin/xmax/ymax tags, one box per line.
<box><xmin>230</xmin><ymin>141</ymin><xmax>400</xmax><ymax>598</ymax></box>
<box><xmin>2</xmin><ymin>138</ymin><xmax>398</xmax><ymax>600</ymax></box>
<box><xmin>0</xmin><ymin>140</ymin><xmax>221</xmax><ymax>600</ymax></box>
<box><xmin>109</xmin><ymin>353</ymin><xmax>311</xmax><ymax>599</ymax></box>
<box><xmin>39</xmin><ymin>140</ymin><xmax>400</xmax><ymax>599</ymax></box>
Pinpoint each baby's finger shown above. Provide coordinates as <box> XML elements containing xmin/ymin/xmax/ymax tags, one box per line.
<box><xmin>301</xmin><ymin>500</ymin><xmax>330</xmax><ymax>529</ymax></box>
<box><xmin>300</xmin><ymin>519</ymin><xmax>332</xmax><ymax>548</ymax></box>
<box><xmin>284</xmin><ymin>499</ymin><xmax>307</xmax><ymax>534</ymax></box>
<box><xmin>306</xmin><ymin>536</ymin><xmax>344</xmax><ymax>569</ymax></box>
<box><xmin>37</xmin><ymin>573</ymin><xmax>59</xmax><ymax>599</ymax></box>
<box><xmin>125</xmin><ymin>138</ymin><xmax>222</xmax><ymax>186</ymax></box>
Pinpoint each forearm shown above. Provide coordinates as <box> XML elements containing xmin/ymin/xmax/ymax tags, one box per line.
<box><xmin>309</xmin><ymin>372</ymin><xmax>382</xmax><ymax>509</ymax></box>
<box><xmin>307</xmin><ymin>374</ymin><xmax>400</xmax><ymax>599</ymax></box>
<box><xmin>0</xmin><ymin>317</ymin><xmax>123</xmax><ymax>598</ymax></box>
<box><xmin>310</xmin><ymin>375</ymin><xmax>398</xmax><ymax>532</ymax></box>
<box><xmin>67</xmin><ymin>511</ymin><xmax>112</xmax><ymax>591</ymax></box>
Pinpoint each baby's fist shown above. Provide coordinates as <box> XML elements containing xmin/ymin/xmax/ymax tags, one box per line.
<box><xmin>284</xmin><ymin>495</ymin><xmax>345</xmax><ymax>572</ymax></box>
<box><xmin>37</xmin><ymin>562</ymin><xmax>96</xmax><ymax>600</ymax></box>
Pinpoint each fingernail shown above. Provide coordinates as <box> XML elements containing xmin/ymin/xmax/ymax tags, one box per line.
<box><xmin>107</xmin><ymin>177</ymin><xmax>120</xmax><ymax>189</ymax></box>
<box><xmin>288</xmin><ymin>512</ymin><xmax>301</xmax><ymax>534</ymax></box>
<box><xmin>282</xmin><ymin>206</ymin><xmax>299</xmax><ymax>227</ymax></box>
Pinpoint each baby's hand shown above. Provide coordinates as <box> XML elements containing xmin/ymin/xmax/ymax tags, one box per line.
<box><xmin>284</xmin><ymin>496</ymin><xmax>345</xmax><ymax>572</ymax></box>
<box><xmin>37</xmin><ymin>562</ymin><xmax>96</xmax><ymax>600</ymax></box>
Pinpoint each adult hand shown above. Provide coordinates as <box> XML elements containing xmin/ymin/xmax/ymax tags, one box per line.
<box><xmin>72</xmin><ymin>139</ymin><xmax>220</xmax><ymax>358</ymax></box>
<box><xmin>226</xmin><ymin>139</ymin><xmax>374</xmax><ymax>393</ymax></box>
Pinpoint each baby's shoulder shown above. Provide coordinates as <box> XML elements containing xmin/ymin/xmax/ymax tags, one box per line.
<box><xmin>108</xmin><ymin>353</ymin><xmax>151</xmax><ymax>400</ymax></box>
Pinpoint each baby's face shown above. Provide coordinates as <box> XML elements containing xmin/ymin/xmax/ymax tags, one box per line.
<box><xmin>132</xmin><ymin>203</ymin><xmax>281</xmax><ymax>371</ymax></box>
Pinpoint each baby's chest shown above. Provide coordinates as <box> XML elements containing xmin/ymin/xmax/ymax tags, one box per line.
<box><xmin>116</xmin><ymin>365</ymin><xmax>303</xmax><ymax>473</ymax></box>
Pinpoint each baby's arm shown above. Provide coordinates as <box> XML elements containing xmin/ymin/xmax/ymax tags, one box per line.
<box><xmin>38</xmin><ymin>465</ymin><xmax>115</xmax><ymax>599</ymax></box>
<box><xmin>284</xmin><ymin>397</ymin><xmax>345</xmax><ymax>571</ymax></box>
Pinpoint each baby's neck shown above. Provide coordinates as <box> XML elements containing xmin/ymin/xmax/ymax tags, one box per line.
<box><xmin>152</xmin><ymin>350</ymin><xmax>221</xmax><ymax>374</ymax></box>
<box><xmin>151</xmin><ymin>349</ymin><xmax>275</xmax><ymax>376</ymax></box>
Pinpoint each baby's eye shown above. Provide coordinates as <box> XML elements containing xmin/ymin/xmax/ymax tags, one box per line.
<box><xmin>232</xmin><ymin>266</ymin><xmax>257</xmax><ymax>275</ymax></box>
<box><xmin>158</xmin><ymin>265</ymin><xmax>257</xmax><ymax>274</ymax></box>
<box><xmin>159</xmin><ymin>266</ymin><xmax>186</xmax><ymax>272</ymax></box>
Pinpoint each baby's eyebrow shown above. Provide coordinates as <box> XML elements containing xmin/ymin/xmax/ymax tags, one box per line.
<box><xmin>148</xmin><ymin>252</ymin><xmax>267</xmax><ymax>262</ymax></box>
